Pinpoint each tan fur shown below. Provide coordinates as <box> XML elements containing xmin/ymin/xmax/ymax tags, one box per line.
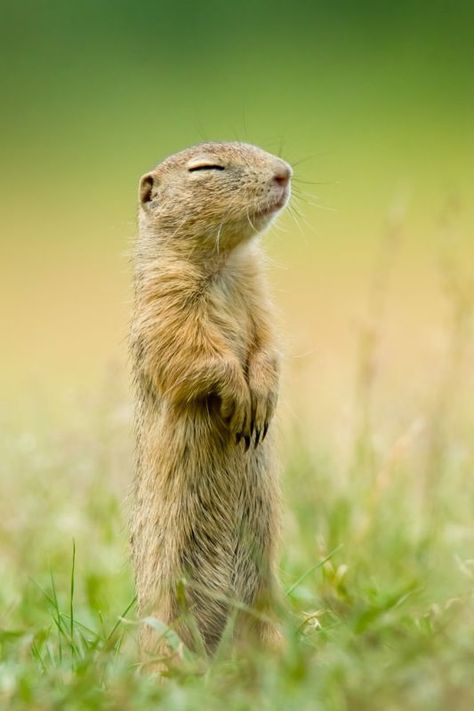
<box><xmin>129</xmin><ymin>142</ymin><xmax>291</xmax><ymax>664</ymax></box>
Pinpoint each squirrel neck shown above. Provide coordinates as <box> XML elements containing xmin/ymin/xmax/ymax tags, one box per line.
<box><xmin>137</xmin><ymin>222</ymin><xmax>261</xmax><ymax>283</ymax></box>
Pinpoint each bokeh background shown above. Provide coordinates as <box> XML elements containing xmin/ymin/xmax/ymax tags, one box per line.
<box><xmin>2</xmin><ymin>0</ymin><xmax>473</xmax><ymax>438</ymax></box>
<box><xmin>1</xmin><ymin>2</ymin><xmax>474</xmax><ymax>705</ymax></box>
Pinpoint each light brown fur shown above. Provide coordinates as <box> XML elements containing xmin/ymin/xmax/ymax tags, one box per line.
<box><xmin>129</xmin><ymin>142</ymin><xmax>291</xmax><ymax>664</ymax></box>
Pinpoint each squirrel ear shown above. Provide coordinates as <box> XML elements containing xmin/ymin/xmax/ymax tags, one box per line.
<box><xmin>139</xmin><ymin>173</ymin><xmax>156</xmax><ymax>205</ymax></box>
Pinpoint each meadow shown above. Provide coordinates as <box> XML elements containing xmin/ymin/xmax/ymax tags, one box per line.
<box><xmin>1</xmin><ymin>1</ymin><xmax>474</xmax><ymax>708</ymax></box>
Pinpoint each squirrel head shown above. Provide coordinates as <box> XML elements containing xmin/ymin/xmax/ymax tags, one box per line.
<box><xmin>138</xmin><ymin>142</ymin><xmax>292</xmax><ymax>253</ymax></box>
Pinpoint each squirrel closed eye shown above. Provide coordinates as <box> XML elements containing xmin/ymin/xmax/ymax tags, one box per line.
<box><xmin>188</xmin><ymin>162</ymin><xmax>225</xmax><ymax>172</ymax></box>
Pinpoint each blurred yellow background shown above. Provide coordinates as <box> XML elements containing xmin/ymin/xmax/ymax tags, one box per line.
<box><xmin>1</xmin><ymin>1</ymin><xmax>473</xmax><ymax>441</ymax></box>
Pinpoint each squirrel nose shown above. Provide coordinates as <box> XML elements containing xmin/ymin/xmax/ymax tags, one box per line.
<box><xmin>272</xmin><ymin>162</ymin><xmax>292</xmax><ymax>187</ymax></box>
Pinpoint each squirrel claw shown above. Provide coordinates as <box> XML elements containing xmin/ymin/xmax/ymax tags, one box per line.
<box><xmin>262</xmin><ymin>423</ymin><xmax>269</xmax><ymax>441</ymax></box>
<box><xmin>244</xmin><ymin>435</ymin><xmax>251</xmax><ymax>452</ymax></box>
<box><xmin>254</xmin><ymin>429</ymin><xmax>261</xmax><ymax>448</ymax></box>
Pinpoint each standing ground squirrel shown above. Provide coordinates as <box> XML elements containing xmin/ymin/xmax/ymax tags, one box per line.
<box><xmin>130</xmin><ymin>141</ymin><xmax>292</xmax><ymax>663</ymax></box>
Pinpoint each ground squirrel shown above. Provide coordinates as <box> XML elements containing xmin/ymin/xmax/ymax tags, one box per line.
<box><xmin>130</xmin><ymin>141</ymin><xmax>291</xmax><ymax>662</ymax></box>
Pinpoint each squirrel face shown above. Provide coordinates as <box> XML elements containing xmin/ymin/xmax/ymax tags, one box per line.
<box><xmin>138</xmin><ymin>142</ymin><xmax>292</xmax><ymax>251</ymax></box>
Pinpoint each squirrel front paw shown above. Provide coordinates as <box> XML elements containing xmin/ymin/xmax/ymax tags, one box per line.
<box><xmin>217</xmin><ymin>354</ymin><xmax>279</xmax><ymax>451</ymax></box>
<box><xmin>247</xmin><ymin>352</ymin><xmax>280</xmax><ymax>448</ymax></box>
<box><xmin>218</xmin><ymin>364</ymin><xmax>253</xmax><ymax>449</ymax></box>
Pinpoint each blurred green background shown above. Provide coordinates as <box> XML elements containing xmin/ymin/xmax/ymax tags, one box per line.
<box><xmin>1</xmin><ymin>5</ymin><xmax>474</xmax><ymax>705</ymax></box>
<box><xmin>1</xmin><ymin>0</ymin><xmax>473</xmax><ymax>410</ymax></box>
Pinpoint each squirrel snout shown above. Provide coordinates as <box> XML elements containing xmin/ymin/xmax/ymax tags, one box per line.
<box><xmin>272</xmin><ymin>162</ymin><xmax>292</xmax><ymax>188</ymax></box>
